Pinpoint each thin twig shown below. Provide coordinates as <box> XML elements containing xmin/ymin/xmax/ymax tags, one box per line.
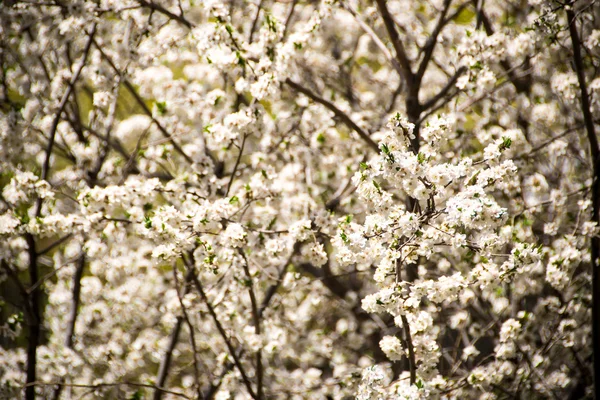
<box><xmin>153</xmin><ymin>268</ymin><xmax>198</xmax><ymax>400</ymax></box>
<box><xmin>342</xmin><ymin>2</ymin><xmax>404</xmax><ymax>76</ymax></box>
<box><xmin>226</xmin><ymin>133</ymin><xmax>248</xmax><ymax>197</ymax></box>
<box><xmin>23</xmin><ymin>381</ymin><xmax>191</xmax><ymax>399</ymax></box>
<box><xmin>35</xmin><ymin>24</ymin><xmax>96</xmax><ymax>217</ymax></box>
<box><xmin>187</xmin><ymin>254</ymin><xmax>258</xmax><ymax>400</ymax></box>
<box><xmin>239</xmin><ymin>250</ymin><xmax>263</xmax><ymax>399</ymax></box>
<box><xmin>374</xmin><ymin>0</ymin><xmax>413</xmax><ymax>80</ymax></box>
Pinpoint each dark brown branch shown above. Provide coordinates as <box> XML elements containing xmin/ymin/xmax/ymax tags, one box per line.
<box><xmin>1</xmin><ymin>260</ymin><xmax>34</xmax><ymax>319</ymax></box>
<box><xmin>187</xmin><ymin>255</ymin><xmax>258</xmax><ymax>399</ymax></box>
<box><xmin>282</xmin><ymin>0</ymin><xmax>298</xmax><ymax>39</ymax></box>
<box><xmin>479</xmin><ymin>9</ymin><xmax>531</xmax><ymax>95</ymax></box>
<box><xmin>91</xmin><ymin>38</ymin><xmax>195</xmax><ymax>166</ymax></box>
<box><xmin>226</xmin><ymin>133</ymin><xmax>248</xmax><ymax>197</ymax></box>
<box><xmin>138</xmin><ymin>0</ymin><xmax>194</xmax><ymax>29</ymax></box>
<box><xmin>416</xmin><ymin>0</ymin><xmax>452</xmax><ymax>82</ymax></box>
<box><xmin>420</xmin><ymin>66</ymin><xmax>466</xmax><ymax>112</ymax></box>
<box><xmin>23</xmin><ymin>381</ymin><xmax>191</xmax><ymax>399</ymax></box>
<box><xmin>25</xmin><ymin>234</ymin><xmax>40</xmax><ymax>400</ymax></box>
<box><xmin>89</xmin><ymin>79</ymin><xmax>121</xmax><ymax>183</ymax></box>
<box><xmin>374</xmin><ymin>0</ymin><xmax>414</xmax><ymax>81</ymax></box>
<box><xmin>173</xmin><ymin>267</ymin><xmax>203</xmax><ymax>399</ymax></box>
<box><xmin>567</xmin><ymin>6</ymin><xmax>600</xmax><ymax>399</ymax></box>
<box><xmin>297</xmin><ymin>262</ymin><xmax>349</xmax><ymax>299</ymax></box>
<box><xmin>342</xmin><ymin>2</ymin><xmax>404</xmax><ymax>76</ymax></box>
<box><xmin>284</xmin><ymin>78</ymin><xmax>379</xmax><ymax>152</ymax></box>
<box><xmin>153</xmin><ymin>268</ymin><xmax>197</xmax><ymax>400</ymax></box>
<box><xmin>203</xmin><ymin>245</ymin><xmax>297</xmax><ymax>399</ymax></box>
<box><xmin>248</xmin><ymin>0</ymin><xmax>265</xmax><ymax>43</ymax></box>
<box><xmin>52</xmin><ymin>254</ymin><xmax>85</xmax><ymax>400</ymax></box>
<box><xmin>36</xmin><ymin>234</ymin><xmax>72</xmax><ymax>255</ymax></box>
<box><xmin>400</xmin><ymin>315</ymin><xmax>417</xmax><ymax>385</ymax></box>
<box><xmin>258</xmin><ymin>244</ymin><xmax>298</xmax><ymax>319</ymax></box>
<box><xmin>518</xmin><ymin>125</ymin><xmax>584</xmax><ymax>158</ymax></box>
<box><xmin>65</xmin><ymin>254</ymin><xmax>85</xmax><ymax>347</ymax></box>
<box><xmin>35</xmin><ymin>24</ymin><xmax>96</xmax><ymax>218</ymax></box>
<box><xmin>239</xmin><ymin>250</ymin><xmax>263</xmax><ymax>399</ymax></box>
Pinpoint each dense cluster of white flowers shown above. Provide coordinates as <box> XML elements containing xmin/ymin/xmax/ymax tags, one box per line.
<box><xmin>0</xmin><ymin>0</ymin><xmax>597</xmax><ymax>399</ymax></box>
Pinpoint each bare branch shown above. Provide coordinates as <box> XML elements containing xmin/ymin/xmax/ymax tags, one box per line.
<box><xmin>421</xmin><ymin>66</ymin><xmax>466</xmax><ymax>112</ymax></box>
<box><xmin>285</xmin><ymin>78</ymin><xmax>379</xmax><ymax>152</ymax></box>
<box><xmin>374</xmin><ymin>0</ymin><xmax>414</xmax><ymax>81</ymax></box>
<box><xmin>36</xmin><ymin>24</ymin><xmax>97</xmax><ymax>217</ymax></box>
<box><xmin>416</xmin><ymin>0</ymin><xmax>453</xmax><ymax>82</ymax></box>
<box><xmin>138</xmin><ymin>0</ymin><xmax>194</xmax><ymax>29</ymax></box>
<box><xmin>187</xmin><ymin>254</ymin><xmax>258</xmax><ymax>400</ymax></box>
<box><xmin>567</xmin><ymin>7</ymin><xmax>600</xmax><ymax>398</ymax></box>
<box><xmin>23</xmin><ymin>381</ymin><xmax>191</xmax><ymax>399</ymax></box>
<box><xmin>91</xmin><ymin>37</ymin><xmax>196</xmax><ymax>166</ymax></box>
<box><xmin>226</xmin><ymin>133</ymin><xmax>248</xmax><ymax>197</ymax></box>
<box><xmin>342</xmin><ymin>2</ymin><xmax>404</xmax><ymax>77</ymax></box>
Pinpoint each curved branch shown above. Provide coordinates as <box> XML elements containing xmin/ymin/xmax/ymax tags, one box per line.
<box><xmin>285</xmin><ymin>78</ymin><xmax>379</xmax><ymax>152</ymax></box>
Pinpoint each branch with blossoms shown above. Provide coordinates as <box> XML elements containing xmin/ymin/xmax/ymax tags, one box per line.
<box><xmin>0</xmin><ymin>0</ymin><xmax>597</xmax><ymax>399</ymax></box>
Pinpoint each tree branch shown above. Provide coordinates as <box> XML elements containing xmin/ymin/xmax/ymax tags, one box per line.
<box><xmin>91</xmin><ymin>38</ymin><xmax>196</xmax><ymax>166</ymax></box>
<box><xmin>416</xmin><ymin>0</ymin><xmax>452</xmax><ymax>82</ymax></box>
<box><xmin>421</xmin><ymin>66</ymin><xmax>466</xmax><ymax>112</ymax></box>
<box><xmin>153</xmin><ymin>268</ymin><xmax>197</xmax><ymax>400</ymax></box>
<box><xmin>239</xmin><ymin>250</ymin><xmax>263</xmax><ymax>399</ymax></box>
<box><xmin>567</xmin><ymin>6</ymin><xmax>600</xmax><ymax>399</ymax></box>
<box><xmin>342</xmin><ymin>2</ymin><xmax>404</xmax><ymax>77</ymax></box>
<box><xmin>374</xmin><ymin>0</ymin><xmax>414</xmax><ymax>81</ymax></box>
<box><xmin>35</xmin><ymin>24</ymin><xmax>96</xmax><ymax>217</ymax></box>
<box><xmin>187</xmin><ymin>255</ymin><xmax>258</xmax><ymax>400</ymax></box>
<box><xmin>25</xmin><ymin>234</ymin><xmax>40</xmax><ymax>400</ymax></box>
<box><xmin>23</xmin><ymin>381</ymin><xmax>191</xmax><ymax>399</ymax></box>
<box><xmin>284</xmin><ymin>78</ymin><xmax>379</xmax><ymax>152</ymax></box>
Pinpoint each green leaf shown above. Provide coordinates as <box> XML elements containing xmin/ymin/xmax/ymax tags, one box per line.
<box><xmin>372</xmin><ymin>180</ymin><xmax>382</xmax><ymax>193</ymax></box>
<box><xmin>499</xmin><ymin>136</ymin><xmax>512</xmax><ymax>151</ymax></box>
<box><xmin>340</xmin><ymin>231</ymin><xmax>349</xmax><ymax>244</ymax></box>
<box><xmin>155</xmin><ymin>101</ymin><xmax>167</xmax><ymax>115</ymax></box>
<box><xmin>129</xmin><ymin>390</ymin><xmax>143</xmax><ymax>400</ymax></box>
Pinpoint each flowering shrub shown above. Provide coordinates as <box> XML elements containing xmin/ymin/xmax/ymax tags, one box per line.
<box><xmin>0</xmin><ymin>0</ymin><xmax>598</xmax><ymax>399</ymax></box>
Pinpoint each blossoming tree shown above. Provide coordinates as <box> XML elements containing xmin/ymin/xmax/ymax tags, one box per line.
<box><xmin>0</xmin><ymin>0</ymin><xmax>598</xmax><ymax>398</ymax></box>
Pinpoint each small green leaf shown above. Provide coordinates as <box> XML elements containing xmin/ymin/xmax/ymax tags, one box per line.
<box><xmin>372</xmin><ymin>180</ymin><xmax>382</xmax><ymax>193</ymax></box>
<box><xmin>340</xmin><ymin>231</ymin><xmax>349</xmax><ymax>244</ymax></box>
<box><xmin>155</xmin><ymin>101</ymin><xmax>167</xmax><ymax>115</ymax></box>
<box><xmin>129</xmin><ymin>389</ymin><xmax>143</xmax><ymax>400</ymax></box>
<box><xmin>499</xmin><ymin>136</ymin><xmax>512</xmax><ymax>151</ymax></box>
